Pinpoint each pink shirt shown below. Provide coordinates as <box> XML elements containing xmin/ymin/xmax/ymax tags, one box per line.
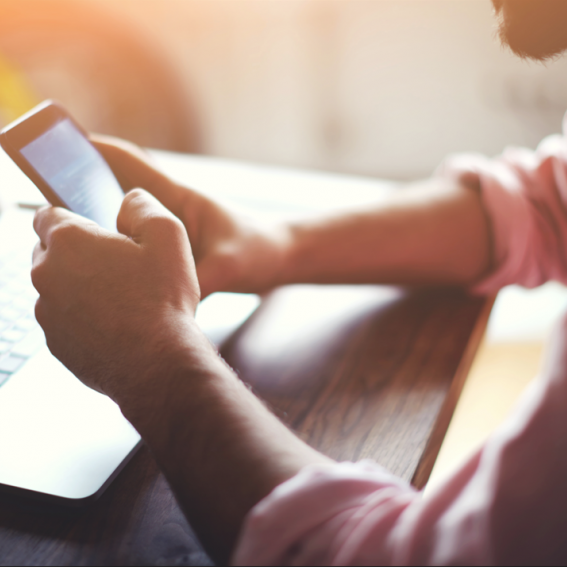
<box><xmin>233</xmin><ymin>118</ymin><xmax>567</xmax><ymax>565</ymax></box>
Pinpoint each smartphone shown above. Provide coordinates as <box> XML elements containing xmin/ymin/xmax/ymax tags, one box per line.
<box><xmin>0</xmin><ymin>100</ymin><xmax>124</xmax><ymax>232</ymax></box>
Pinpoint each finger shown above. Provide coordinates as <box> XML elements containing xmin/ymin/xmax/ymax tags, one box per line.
<box><xmin>30</xmin><ymin>241</ymin><xmax>47</xmax><ymax>295</ymax></box>
<box><xmin>34</xmin><ymin>296</ymin><xmax>49</xmax><ymax>331</ymax></box>
<box><xmin>91</xmin><ymin>134</ymin><xmax>159</xmax><ymax>190</ymax></box>
<box><xmin>196</xmin><ymin>256</ymin><xmax>227</xmax><ymax>299</ymax></box>
<box><xmin>32</xmin><ymin>240</ymin><xmax>45</xmax><ymax>265</ymax></box>
<box><xmin>117</xmin><ymin>188</ymin><xmax>187</xmax><ymax>249</ymax></box>
<box><xmin>91</xmin><ymin>134</ymin><xmax>187</xmax><ymax>218</ymax></box>
<box><xmin>33</xmin><ymin>206</ymin><xmax>91</xmax><ymax>245</ymax></box>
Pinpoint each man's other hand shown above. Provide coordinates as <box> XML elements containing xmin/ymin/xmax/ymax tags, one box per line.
<box><xmin>91</xmin><ymin>135</ymin><xmax>292</xmax><ymax>298</ymax></box>
<box><xmin>31</xmin><ymin>189</ymin><xmax>206</xmax><ymax>408</ymax></box>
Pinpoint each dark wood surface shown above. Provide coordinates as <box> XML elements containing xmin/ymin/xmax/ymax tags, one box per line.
<box><xmin>0</xmin><ymin>284</ymin><xmax>489</xmax><ymax>566</ymax></box>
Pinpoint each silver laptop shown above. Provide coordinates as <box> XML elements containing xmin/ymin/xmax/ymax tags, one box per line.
<box><xmin>0</xmin><ymin>203</ymin><xmax>259</xmax><ymax>506</ymax></box>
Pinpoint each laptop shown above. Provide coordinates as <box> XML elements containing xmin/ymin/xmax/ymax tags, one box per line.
<box><xmin>0</xmin><ymin>160</ymin><xmax>259</xmax><ymax>506</ymax></box>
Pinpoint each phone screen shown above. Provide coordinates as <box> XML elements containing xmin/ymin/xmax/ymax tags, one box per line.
<box><xmin>20</xmin><ymin>118</ymin><xmax>124</xmax><ymax>232</ymax></box>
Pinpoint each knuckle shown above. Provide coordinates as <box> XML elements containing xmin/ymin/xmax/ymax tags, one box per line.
<box><xmin>34</xmin><ymin>297</ymin><xmax>47</xmax><ymax>328</ymax></box>
<box><xmin>125</xmin><ymin>187</ymin><xmax>145</xmax><ymax>201</ymax></box>
<box><xmin>145</xmin><ymin>214</ymin><xmax>184</xmax><ymax>238</ymax></box>
<box><xmin>49</xmin><ymin>222</ymin><xmax>83</xmax><ymax>248</ymax></box>
<box><xmin>120</xmin><ymin>189</ymin><xmax>147</xmax><ymax>216</ymax></box>
<box><xmin>30</xmin><ymin>261</ymin><xmax>47</xmax><ymax>292</ymax></box>
<box><xmin>32</xmin><ymin>206</ymin><xmax>50</xmax><ymax>232</ymax></box>
<box><xmin>32</xmin><ymin>213</ymin><xmax>42</xmax><ymax>235</ymax></box>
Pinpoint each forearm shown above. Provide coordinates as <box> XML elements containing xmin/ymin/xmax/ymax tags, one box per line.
<box><xmin>120</xmin><ymin>328</ymin><xmax>329</xmax><ymax>565</ymax></box>
<box><xmin>280</xmin><ymin>177</ymin><xmax>491</xmax><ymax>287</ymax></box>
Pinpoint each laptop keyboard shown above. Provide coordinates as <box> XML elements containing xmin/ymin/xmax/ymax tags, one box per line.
<box><xmin>0</xmin><ymin>249</ymin><xmax>44</xmax><ymax>387</ymax></box>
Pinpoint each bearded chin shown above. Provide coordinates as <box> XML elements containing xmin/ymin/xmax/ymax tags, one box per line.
<box><xmin>494</xmin><ymin>0</ymin><xmax>567</xmax><ymax>61</ymax></box>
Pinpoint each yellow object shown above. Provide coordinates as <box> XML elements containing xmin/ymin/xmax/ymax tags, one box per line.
<box><xmin>426</xmin><ymin>340</ymin><xmax>542</xmax><ymax>492</ymax></box>
<box><xmin>0</xmin><ymin>53</ymin><xmax>39</xmax><ymax>126</ymax></box>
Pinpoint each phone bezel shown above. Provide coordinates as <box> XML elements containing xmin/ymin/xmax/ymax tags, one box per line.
<box><xmin>0</xmin><ymin>101</ymin><xmax>93</xmax><ymax>210</ymax></box>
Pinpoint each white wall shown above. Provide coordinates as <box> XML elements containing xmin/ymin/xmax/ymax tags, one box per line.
<box><xmin>106</xmin><ymin>0</ymin><xmax>567</xmax><ymax>179</ymax></box>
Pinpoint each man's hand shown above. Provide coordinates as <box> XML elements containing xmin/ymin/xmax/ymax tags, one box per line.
<box><xmin>31</xmin><ymin>188</ymin><xmax>209</xmax><ymax>408</ymax></box>
<box><xmin>92</xmin><ymin>135</ymin><xmax>292</xmax><ymax>298</ymax></box>
<box><xmin>93</xmin><ymin>135</ymin><xmax>491</xmax><ymax>292</ymax></box>
<box><xmin>31</xmin><ymin>184</ymin><xmax>328</xmax><ymax>564</ymax></box>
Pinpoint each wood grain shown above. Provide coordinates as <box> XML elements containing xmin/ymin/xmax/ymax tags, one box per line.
<box><xmin>411</xmin><ymin>294</ymin><xmax>495</xmax><ymax>488</ymax></box>
<box><xmin>223</xmin><ymin>285</ymin><xmax>487</xmax><ymax>481</ymax></box>
<box><xmin>0</xmin><ymin>284</ymin><xmax>487</xmax><ymax>566</ymax></box>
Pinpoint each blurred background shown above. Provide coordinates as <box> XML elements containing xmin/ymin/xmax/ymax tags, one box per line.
<box><xmin>3</xmin><ymin>0</ymin><xmax>567</xmax><ymax>489</ymax></box>
<box><xmin>2</xmin><ymin>0</ymin><xmax>567</xmax><ymax>180</ymax></box>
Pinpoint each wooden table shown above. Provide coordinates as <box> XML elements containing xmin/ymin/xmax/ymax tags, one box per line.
<box><xmin>0</xmin><ymin>155</ymin><xmax>491</xmax><ymax>565</ymax></box>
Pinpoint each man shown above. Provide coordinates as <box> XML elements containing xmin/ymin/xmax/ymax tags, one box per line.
<box><xmin>30</xmin><ymin>1</ymin><xmax>567</xmax><ymax>564</ymax></box>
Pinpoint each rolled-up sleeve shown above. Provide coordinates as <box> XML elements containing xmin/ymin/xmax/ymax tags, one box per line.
<box><xmin>234</xmin><ymin>353</ymin><xmax>567</xmax><ymax>565</ymax></box>
<box><xmin>437</xmin><ymin>123</ymin><xmax>567</xmax><ymax>294</ymax></box>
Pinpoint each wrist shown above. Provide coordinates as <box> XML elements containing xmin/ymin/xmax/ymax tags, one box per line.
<box><xmin>277</xmin><ymin>219</ymin><xmax>314</xmax><ymax>286</ymax></box>
<box><xmin>116</xmin><ymin>322</ymin><xmax>224</xmax><ymax>433</ymax></box>
<box><xmin>272</xmin><ymin>220</ymin><xmax>301</xmax><ymax>287</ymax></box>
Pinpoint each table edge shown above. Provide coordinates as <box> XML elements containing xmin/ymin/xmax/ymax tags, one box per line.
<box><xmin>411</xmin><ymin>294</ymin><xmax>496</xmax><ymax>489</ymax></box>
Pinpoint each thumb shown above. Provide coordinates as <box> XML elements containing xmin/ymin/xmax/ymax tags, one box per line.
<box><xmin>91</xmin><ymin>134</ymin><xmax>187</xmax><ymax>218</ymax></box>
<box><xmin>117</xmin><ymin>188</ymin><xmax>187</xmax><ymax>249</ymax></box>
